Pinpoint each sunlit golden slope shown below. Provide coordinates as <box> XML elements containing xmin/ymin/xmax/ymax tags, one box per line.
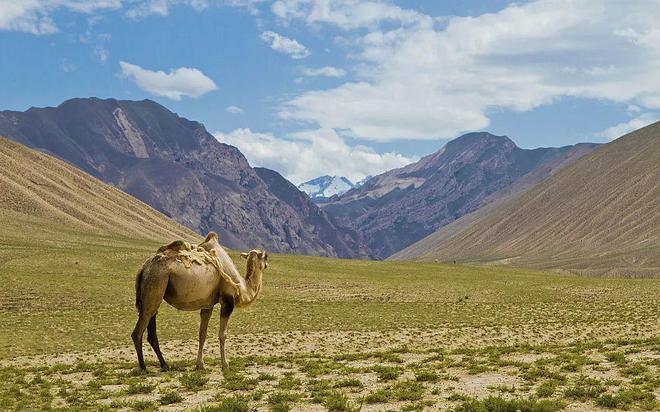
<box><xmin>0</xmin><ymin>137</ymin><xmax>198</xmax><ymax>242</ymax></box>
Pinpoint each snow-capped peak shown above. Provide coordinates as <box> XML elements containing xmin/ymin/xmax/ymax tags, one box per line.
<box><xmin>298</xmin><ymin>175</ymin><xmax>355</xmax><ymax>200</ymax></box>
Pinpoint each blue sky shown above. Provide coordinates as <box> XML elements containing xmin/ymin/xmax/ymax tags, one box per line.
<box><xmin>1</xmin><ymin>0</ymin><xmax>659</xmax><ymax>184</ymax></box>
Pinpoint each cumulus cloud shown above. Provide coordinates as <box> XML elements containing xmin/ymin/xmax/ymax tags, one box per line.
<box><xmin>278</xmin><ymin>1</ymin><xmax>660</xmax><ymax>141</ymax></box>
<box><xmin>119</xmin><ymin>61</ymin><xmax>217</xmax><ymax>100</ymax></box>
<box><xmin>226</xmin><ymin>105</ymin><xmax>244</xmax><ymax>114</ymax></box>
<box><xmin>214</xmin><ymin>128</ymin><xmax>413</xmax><ymax>184</ymax></box>
<box><xmin>260</xmin><ymin>30</ymin><xmax>310</xmax><ymax>59</ymax></box>
<box><xmin>0</xmin><ymin>0</ymin><xmax>121</xmax><ymax>35</ymax></box>
<box><xmin>271</xmin><ymin>0</ymin><xmax>430</xmax><ymax>30</ymax></box>
<box><xmin>302</xmin><ymin>66</ymin><xmax>346</xmax><ymax>78</ymax></box>
<box><xmin>595</xmin><ymin>113</ymin><xmax>660</xmax><ymax>141</ymax></box>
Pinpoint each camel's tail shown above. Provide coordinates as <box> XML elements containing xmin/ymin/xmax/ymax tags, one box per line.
<box><xmin>135</xmin><ymin>266</ymin><xmax>144</xmax><ymax>313</ymax></box>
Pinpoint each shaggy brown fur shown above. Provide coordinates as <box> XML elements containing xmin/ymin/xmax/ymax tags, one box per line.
<box><xmin>156</xmin><ymin>239</ymin><xmax>193</xmax><ymax>254</ymax></box>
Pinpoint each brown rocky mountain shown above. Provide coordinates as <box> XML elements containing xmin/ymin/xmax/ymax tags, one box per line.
<box><xmin>0</xmin><ymin>98</ymin><xmax>364</xmax><ymax>257</ymax></box>
<box><xmin>391</xmin><ymin>123</ymin><xmax>660</xmax><ymax>276</ymax></box>
<box><xmin>322</xmin><ymin>132</ymin><xmax>599</xmax><ymax>259</ymax></box>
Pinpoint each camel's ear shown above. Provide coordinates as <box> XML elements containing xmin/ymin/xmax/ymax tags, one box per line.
<box><xmin>260</xmin><ymin>251</ymin><xmax>267</xmax><ymax>259</ymax></box>
<box><xmin>240</xmin><ymin>252</ymin><xmax>249</xmax><ymax>259</ymax></box>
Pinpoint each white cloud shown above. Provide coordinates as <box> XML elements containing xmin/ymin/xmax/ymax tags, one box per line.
<box><xmin>94</xmin><ymin>45</ymin><xmax>109</xmax><ymax>64</ymax></box>
<box><xmin>224</xmin><ymin>0</ymin><xmax>267</xmax><ymax>15</ymax></box>
<box><xmin>125</xmin><ymin>0</ymin><xmax>209</xmax><ymax>19</ymax></box>
<box><xmin>0</xmin><ymin>0</ymin><xmax>214</xmax><ymax>34</ymax></box>
<box><xmin>302</xmin><ymin>66</ymin><xmax>346</xmax><ymax>78</ymax></box>
<box><xmin>214</xmin><ymin>128</ymin><xmax>413</xmax><ymax>184</ymax></box>
<box><xmin>260</xmin><ymin>30</ymin><xmax>310</xmax><ymax>59</ymax></box>
<box><xmin>271</xmin><ymin>0</ymin><xmax>430</xmax><ymax>30</ymax></box>
<box><xmin>60</xmin><ymin>59</ymin><xmax>76</xmax><ymax>72</ymax></box>
<box><xmin>226</xmin><ymin>105</ymin><xmax>244</xmax><ymax>114</ymax></box>
<box><xmin>0</xmin><ymin>0</ymin><xmax>121</xmax><ymax>35</ymax></box>
<box><xmin>595</xmin><ymin>113</ymin><xmax>660</xmax><ymax>141</ymax></box>
<box><xmin>278</xmin><ymin>1</ymin><xmax>660</xmax><ymax>141</ymax></box>
<box><xmin>119</xmin><ymin>61</ymin><xmax>217</xmax><ymax>100</ymax></box>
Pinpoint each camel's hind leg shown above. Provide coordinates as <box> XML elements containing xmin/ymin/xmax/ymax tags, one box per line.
<box><xmin>131</xmin><ymin>312</ymin><xmax>152</xmax><ymax>370</ymax></box>
<box><xmin>132</xmin><ymin>267</ymin><xmax>167</xmax><ymax>370</ymax></box>
<box><xmin>196</xmin><ymin>308</ymin><xmax>213</xmax><ymax>370</ymax></box>
<box><xmin>147</xmin><ymin>314</ymin><xmax>169</xmax><ymax>371</ymax></box>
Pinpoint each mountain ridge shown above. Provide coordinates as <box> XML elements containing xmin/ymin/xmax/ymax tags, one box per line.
<box><xmin>322</xmin><ymin>132</ymin><xmax>600</xmax><ymax>259</ymax></box>
<box><xmin>393</xmin><ymin>122</ymin><xmax>660</xmax><ymax>276</ymax></box>
<box><xmin>0</xmin><ymin>97</ymin><xmax>364</xmax><ymax>258</ymax></box>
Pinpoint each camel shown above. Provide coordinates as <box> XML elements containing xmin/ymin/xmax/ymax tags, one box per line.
<box><xmin>132</xmin><ymin>232</ymin><xmax>268</xmax><ymax>371</ymax></box>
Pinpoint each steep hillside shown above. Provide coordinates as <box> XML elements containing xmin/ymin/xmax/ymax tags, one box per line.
<box><xmin>390</xmin><ymin>142</ymin><xmax>598</xmax><ymax>260</ymax></box>
<box><xmin>401</xmin><ymin>123</ymin><xmax>660</xmax><ymax>276</ymax></box>
<box><xmin>0</xmin><ymin>98</ymin><xmax>362</xmax><ymax>257</ymax></box>
<box><xmin>254</xmin><ymin>168</ymin><xmax>368</xmax><ymax>258</ymax></box>
<box><xmin>323</xmin><ymin>132</ymin><xmax>598</xmax><ymax>259</ymax></box>
<box><xmin>0</xmin><ymin>137</ymin><xmax>197</xmax><ymax>242</ymax></box>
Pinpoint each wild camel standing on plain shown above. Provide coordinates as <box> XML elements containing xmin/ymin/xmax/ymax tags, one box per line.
<box><xmin>132</xmin><ymin>232</ymin><xmax>268</xmax><ymax>371</ymax></box>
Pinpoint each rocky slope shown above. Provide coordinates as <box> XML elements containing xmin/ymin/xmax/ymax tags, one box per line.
<box><xmin>256</xmin><ymin>168</ymin><xmax>368</xmax><ymax>257</ymax></box>
<box><xmin>322</xmin><ymin>132</ymin><xmax>599</xmax><ymax>259</ymax></box>
<box><xmin>0</xmin><ymin>98</ymin><xmax>362</xmax><ymax>257</ymax></box>
<box><xmin>394</xmin><ymin>123</ymin><xmax>660</xmax><ymax>276</ymax></box>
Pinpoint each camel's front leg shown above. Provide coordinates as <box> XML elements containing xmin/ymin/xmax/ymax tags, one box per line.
<box><xmin>196</xmin><ymin>308</ymin><xmax>213</xmax><ymax>370</ymax></box>
<box><xmin>219</xmin><ymin>295</ymin><xmax>235</xmax><ymax>370</ymax></box>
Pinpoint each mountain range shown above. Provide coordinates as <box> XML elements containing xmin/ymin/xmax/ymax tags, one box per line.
<box><xmin>321</xmin><ymin>132</ymin><xmax>599</xmax><ymax>259</ymax></box>
<box><xmin>3</xmin><ymin>96</ymin><xmax>655</xmax><ymax>274</ymax></box>
<box><xmin>0</xmin><ymin>98</ymin><xmax>365</xmax><ymax>258</ymax></box>
<box><xmin>392</xmin><ymin>122</ymin><xmax>660</xmax><ymax>276</ymax></box>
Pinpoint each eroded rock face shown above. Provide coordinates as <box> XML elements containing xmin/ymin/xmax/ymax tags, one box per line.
<box><xmin>0</xmin><ymin>97</ymin><xmax>364</xmax><ymax>257</ymax></box>
<box><xmin>322</xmin><ymin>132</ymin><xmax>599</xmax><ymax>259</ymax></box>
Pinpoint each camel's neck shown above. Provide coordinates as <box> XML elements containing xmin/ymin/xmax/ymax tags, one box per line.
<box><xmin>236</xmin><ymin>261</ymin><xmax>262</xmax><ymax>307</ymax></box>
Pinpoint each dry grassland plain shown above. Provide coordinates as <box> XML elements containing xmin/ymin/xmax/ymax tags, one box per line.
<box><xmin>0</xmin><ymin>210</ymin><xmax>658</xmax><ymax>411</ymax></box>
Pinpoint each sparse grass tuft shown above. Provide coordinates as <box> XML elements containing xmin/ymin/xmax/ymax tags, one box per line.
<box><xmin>323</xmin><ymin>390</ymin><xmax>359</xmax><ymax>412</ymax></box>
<box><xmin>180</xmin><ymin>372</ymin><xmax>209</xmax><ymax>391</ymax></box>
<box><xmin>159</xmin><ymin>389</ymin><xmax>183</xmax><ymax>405</ymax></box>
<box><xmin>364</xmin><ymin>389</ymin><xmax>390</xmax><ymax>404</ymax></box>
<box><xmin>373</xmin><ymin>365</ymin><xmax>402</xmax><ymax>381</ymax></box>
<box><xmin>392</xmin><ymin>380</ymin><xmax>425</xmax><ymax>401</ymax></box>
<box><xmin>125</xmin><ymin>382</ymin><xmax>155</xmax><ymax>394</ymax></box>
<box><xmin>535</xmin><ymin>380</ymin><xmax>557</xmax><ymax>398</ymax></box>
<box><xmin>451</xmin><ymin>396</ymin><xmax>565</xmax><ymax>412</ymax></box>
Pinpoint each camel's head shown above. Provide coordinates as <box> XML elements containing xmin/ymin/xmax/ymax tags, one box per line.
<box><xmin>240</xmin><ymin>249</ymin><xmax>269</xmax><ymax>271</ymax></box>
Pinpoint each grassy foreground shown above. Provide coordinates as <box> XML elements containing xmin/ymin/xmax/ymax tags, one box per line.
<box><xmin>1</xmin><ymin>210</ymin><xmax>658</xmax><ymax>411</ymax></box>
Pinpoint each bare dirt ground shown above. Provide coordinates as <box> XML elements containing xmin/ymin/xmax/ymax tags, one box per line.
<box><xmin>2</xmin><ymin>327</ymin><xmax>658</xmax><ymax>411</ymax></box>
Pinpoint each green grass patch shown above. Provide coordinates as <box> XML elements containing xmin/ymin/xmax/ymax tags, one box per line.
<box><xmin>450</xmin><ymin>396</ymin><xmax>565</xmax><ymax>412</ymax></box>
<box><xmin>159</xmin><ymin>389</ymin><xmax>183</xmax><ymax>405</ymax></box>
<box><xmin>180</xmin><ymin>372</ymin><xmax>210</xmax><ymax>391</ymax></box>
